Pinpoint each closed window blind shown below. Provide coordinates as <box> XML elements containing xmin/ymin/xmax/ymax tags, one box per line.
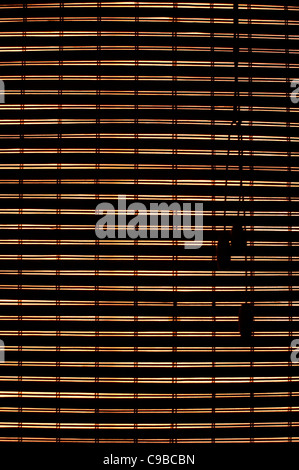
<box><xmin>0</xmin><ymin>1</ymin><xmax>298</xmax><ymax>447</ymax></box>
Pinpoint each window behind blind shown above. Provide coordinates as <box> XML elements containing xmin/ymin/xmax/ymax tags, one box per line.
<box><xmin>0</xmin><ymin>1</ymin><xmax>298</xmax><ymax>445</ymax></box>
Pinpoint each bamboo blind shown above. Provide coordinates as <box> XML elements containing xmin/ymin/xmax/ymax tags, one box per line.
<box><xmin>0</xmin><ymin>1</ymin><xmax>298</xmax><ymax>445</ymax></box>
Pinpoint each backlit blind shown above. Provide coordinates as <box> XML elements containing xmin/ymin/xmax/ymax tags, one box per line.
<box><xmin>0</xmin><ymin>1</ymin><xmax>298</xmax><ymax>446</ymax></box>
